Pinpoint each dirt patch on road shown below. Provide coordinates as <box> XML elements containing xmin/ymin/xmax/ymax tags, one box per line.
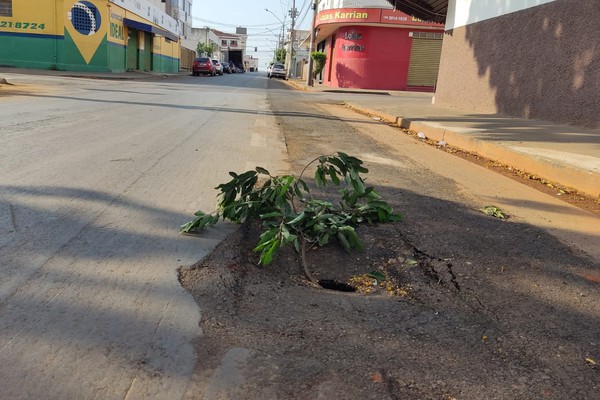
<box><xmin>0</xmin><ymin>80</ymin><xmax>53</xmax><ymax>98</ymax></box>
<box><xmin>181</xmin><ymin>86</ymin><xmax>600</xmax><ymax>399</ymax></box>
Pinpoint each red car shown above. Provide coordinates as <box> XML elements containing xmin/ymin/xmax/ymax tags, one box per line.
<box><xmin>192</xmin><ymin>57</ymin><xmax>216</xmax><ymax>76</ymax></box>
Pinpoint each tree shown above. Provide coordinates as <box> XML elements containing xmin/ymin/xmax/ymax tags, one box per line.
<box><xmin>311</xmin><ymin>51</ymin><xmax>327</xmax><ymax>79</ymax></box>
<box><xmin>197</xmin><ymin>42</ymin><xmax>215</xmax><ymax>57</ymax></box>
<box><xmin>275</xmin><ymin>48</ymin><xmax>287</xmax><ymax>64</ymax></box>
<box><xmin>180</xmin><ymin>153</ymin><xmax>402</xmax><ymax>285</ymax></box>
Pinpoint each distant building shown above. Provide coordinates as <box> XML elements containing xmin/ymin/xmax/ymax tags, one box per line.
<box><xmin>189</xmin><ymin>27</ymin><xmax>247</xmax><ymax>68</ymax></box>
<box><xmin>286</xmin><ymin>29</ymin><xmax>310</xmax><ymax>78</ymax></box>
<box><xmin>0</xmin><ymin>0</ymin><xmax>180</xmax><ymax>72</ymax></box>
<box><xmin>244</xmin><ymin>55</ymin><xmax>258</xmax><ymax>72</ymax></box>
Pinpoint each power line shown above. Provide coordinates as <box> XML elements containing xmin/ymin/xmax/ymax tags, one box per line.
<box><xmin>295</xmin><ymin>0</ymin><xmax>312</xmax><ymax>29</ymax></box>
<box><xmin>191</xmin><ymin>16</ymin><xmax>281</xmax><ymax>29</ymax></box>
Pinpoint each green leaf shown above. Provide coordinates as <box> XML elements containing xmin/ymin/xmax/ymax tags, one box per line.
<box><xmin>293</xmin><ymin>237</ymin><xmax>300</xmax><ymax>252</ymax></box>
<box><xmin>318</xmin><ymin>233</ymin><xmax>330</xmax><ymax>246</ymax></box>
<box><xmin>480</xmin><ymin>205</ymin><xmax>507</xmax><ymax>219</ymax></box>
<box><xmin>339</xmin><ymin>226</ymin><xmax>363</xmax><ymax>250</ymax></box>
<box><xmin>287</xmin><ymin>211</ymin><xmax>306</xmax><ymax>225</ymax></box>
<box><xmin>297</xmin><ymin>178</ymin><xmax>310</xmax><ymax>194</ymax></box>
<box><xmin>255</xmin><ymin>166</ymin><xmax>270</xmax><ymax>175</ymax></box>
<box><xmin>315</xmin><ymin>168</ymin><xmax>325</xmax><ymax>186</ymax></box>
<box><xmin>328</xmin><ymin>166</ymin><xmax>341</xmax><ymax>185</ymax></box>
<box><xmin>337</xmin><ymin>231</ymin><xmax>351</xmax><ymax>252</ymax></box>
<box><xmin>366</xmin><ymin>271</ymin><xmax>386</xmax><ymax>281</ymax></box>
<box><xmin>259</xmin><ymin>240</ymin><xmax>280</xmax><ymax>265</ymax></box>
<box><xmin>260</xmin><ymin>211</ymin><xmax>284</xmax><ymax>219</ymax></box>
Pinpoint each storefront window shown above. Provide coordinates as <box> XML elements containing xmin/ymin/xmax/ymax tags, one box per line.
<box><xmin>0</xmin><ymin>0</ymin><xmax>12</xmax><ymax>17</ymax></box>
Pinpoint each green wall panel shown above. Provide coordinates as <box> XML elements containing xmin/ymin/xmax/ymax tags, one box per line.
<box><xmin>141</xmin><ymin>33</ymin><xmax>152</xmax><ymax>71</ymax></box>
<box><xmin>0</xmin><ymin>33</ymin><xmax>61</xmax><ymax>69</ymax></box>
<box><xmin>56</xmin><ymin>30</ymin><xmax>110</xmax><ymax>72</ymax></box>
<box><xmin>126</xmin><ymin>29</ymin><xmax>138</xmax><ymax>70</ymax></box>
<box><xmin>108</xmin><ymin>43</ymin><xmax>126</xmax><ymax>72</ymax></box>
<box><xmin>152</xmin><ymin>54</ymin><xmax>179</xmax><ymax>73</ymax></box>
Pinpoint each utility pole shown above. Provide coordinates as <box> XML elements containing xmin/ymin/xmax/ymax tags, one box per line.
<box><xmin>306</xmin><ymin>0</ymin><xmax>319</xmax><ymax>86</ymax></box>
<box><xmin>288</xmin><ymin>0</ymin><xmax>297</xmax><ymax>78</ymax></box>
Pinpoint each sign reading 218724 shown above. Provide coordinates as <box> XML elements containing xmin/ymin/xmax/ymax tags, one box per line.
<box><xmin>0</xmin><ymin>21</ymin><xmax>46</xmax><ymax>30</ymax></box>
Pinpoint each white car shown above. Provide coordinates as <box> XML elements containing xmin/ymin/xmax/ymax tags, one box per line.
<box><xmin>211</xmin><ymin>59</ymin><xmax>224</xmax><ymax>75</ymax></box>
<box><xmin>268</xmin><ymin>63</ymin><xmax>287</xmax><ymax>79</ymax></box>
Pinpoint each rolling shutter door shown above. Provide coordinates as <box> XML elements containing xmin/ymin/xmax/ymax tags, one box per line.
<box><xmin>407</xmin><ymin>36</ymin><xmax>443</xmax><ymax>87</ymax></box>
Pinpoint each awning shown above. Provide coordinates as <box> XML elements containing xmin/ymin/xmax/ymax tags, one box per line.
<box><xmin>385</xmin><ymin>0</ymin><xmax>448</xmax><ymax>23</ymax></box>
<box><xmin>123</xmin><ymin>18</ymin><xmax>179</xmax><ymax>42</ymax></box>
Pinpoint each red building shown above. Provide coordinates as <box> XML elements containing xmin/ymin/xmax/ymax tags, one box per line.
<box><xmin>314</xmin><ymin>5</ymin><xmax>444</xmax><ymax>91</ymax></box>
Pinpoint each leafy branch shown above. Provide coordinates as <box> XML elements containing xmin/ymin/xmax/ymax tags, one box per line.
<box><xmin>197</xmin><ymin>42</ymin><xmax>216</xmax><ymax>57</ymax></box>
<box><xmin>181</xmin><ymin>152</ymin><xmax>402</xmax><ymax>285</ymax></box>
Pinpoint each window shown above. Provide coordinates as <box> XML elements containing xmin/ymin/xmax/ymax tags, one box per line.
<box><xmin>230</xmin><ymin>40</ymin><xmax>238</xmax><ymax>47</ymax></box>
<box><xmin>411</xmin><ymin>32</ymin><xmax>443</xmax><ymax>40</ymax></box>
<box><xmin>0</xmin><ymin>0</ymin><xmax>12</xmax><ymax>17</ymax></box>
<box><xmin>221</xmin><ymin>39</ymin><xmax>227</xmax><ymax>46</ymax></box>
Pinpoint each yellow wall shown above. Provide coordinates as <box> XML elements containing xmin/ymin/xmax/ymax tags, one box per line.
<box><xmin>153</xmin><ymin>35</ymin><xmax>179</xmax><ymax>59</ymax></box>
<box><xmin>107</xmin><ymin>3</ymin><xmax>126</xmax><ymax>46</ymax></box>
<box><xmin>63</xmin><ymin>0</ymin><xmax>109</xmax><ymax>63</ymax></box>
<box><xmin>106</xmin><ymin>4</ymin><xmax>179</xmax><ymax>57</ymax></box>
<box><xmin>0</xmin><ymin>0</ymin><xmax>62</xmax><ymax>36</ymax></box>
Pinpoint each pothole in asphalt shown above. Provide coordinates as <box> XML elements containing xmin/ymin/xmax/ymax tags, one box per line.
<box><xmin>319</xmin><ymin>279</ymin><xmax>356</xmax><ymax>292</ymax></box>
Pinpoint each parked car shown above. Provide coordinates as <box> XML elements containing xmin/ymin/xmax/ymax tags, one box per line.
<box><xmin>268</xmin><ymin>63</ymin><xmax>287</xmax><ymax>79</ymax></box>
<box><xmin>211</xmin><ymin>59</ymin><xmax>223</xmax><ymax>75</ymax></box>
<box><xmin>222</xmin><ymin>62</ymin><xmax>231</xmax><ymax>74</ymax></box>
<box><xmin>192</xmin><ymin>57</ymin><xmax>216</xmax><ymax>76</ymax></box>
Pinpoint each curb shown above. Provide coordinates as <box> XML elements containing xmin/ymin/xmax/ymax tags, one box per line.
<box><xmin>281</xmin><ymin>79</ymin><xmax>308</xmax><ymax>92</ymax></box>
<box><xmin>0</xmin><ymin>67</ymin><xmax>187</xmax><ymax>81</ymax></box>
<box><xmin>345</xmin><ymin>102</ymin><xmax>600</xmax><ymax>198</ymax></box>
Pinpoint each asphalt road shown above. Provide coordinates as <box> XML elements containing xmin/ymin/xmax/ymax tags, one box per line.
<box><xmin>0</xmin><ymin>72</ymin><xmax>288</xmax><ymax>399</ymax></box>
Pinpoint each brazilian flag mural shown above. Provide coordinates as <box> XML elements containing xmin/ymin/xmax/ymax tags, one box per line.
<box><xmin>0</xmin><ymin>0</ymin><xmax>180</xmax><ymax>73</ymax></box>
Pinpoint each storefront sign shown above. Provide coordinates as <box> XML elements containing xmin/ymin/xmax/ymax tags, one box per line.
<box><xmin>344</xmin><ymin>31</ymin><xmax>362</xmax><ymax>40</ymax></box>
<box><xmin>317</xmin><ymin>8</ymin><xmax>443</xmax><ymax>28</ymax></box>
<box><xmin>318</xmin><ymin>8</ymin><xmax>382</xmax><ymax>24</ymax></box>
<box><xmin>341</xmin><ymin>30</ymin><xmax>365</xmax><ymax>52</ymax></box>
<box><xmin>341</xmin><ymin>44</ymin><xmax>364</xmax><ymax>52</ymax></box>
<box><xmin>380</xmin><ymin>9</ymin><xmax>444</xmax><ymax>27</ymax></box>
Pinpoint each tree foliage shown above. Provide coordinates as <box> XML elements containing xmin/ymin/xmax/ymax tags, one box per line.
<box><xmin>197</xmin><ymin>42</ymin><xmax>215</xmax><ymax>57</ymax></box>
<box><xmin>181</xmin><ymin>153</ymin><xmax>402</xmax><ymax>284</ymax></box>
<box><xmin>275</xmin><ymin>48</ymin><xmax>287</xmax><ymax>63</ymax></box>
<box><xmin>311</xmin><ymin>51</ymin><xmax>327</xmax><ymax>79</ymax></box>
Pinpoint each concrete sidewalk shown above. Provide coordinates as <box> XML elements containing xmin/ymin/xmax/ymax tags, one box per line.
<box><xmin>286</xmin><ymin>79</ymin><xmax>600</xmax><ymax>198</ymax></box>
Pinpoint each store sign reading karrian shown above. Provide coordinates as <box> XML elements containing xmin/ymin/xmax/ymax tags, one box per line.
<box><xmin>342</xmin><ymin>31</ymin><xmax>364</xmax><ymax>52</ymax></box>
<box><xmin>320</xmin><ymin>10</ymin><xmax>369</xmax><ymax>21</ymax></box>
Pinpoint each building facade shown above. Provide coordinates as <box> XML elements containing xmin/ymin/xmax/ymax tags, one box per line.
<box><xmin>188</xmin><ymin>27</ymin><xmax>246</xmax><ymax>68</ymax></box>
<box><xmin>433</xmin><ymin>0</ymin><xmax>600</xmax><ymax>129</ymax></box>
<box><xmin>314</xmin><ymin>0</ymin><xmax>444</xmax><ymax>91</ymax></box>
<box><xmin>286</xmin><ymin>29</ymin><xmax>310</xmax><ymax>78</ymax></box>
<box><xmin>0</xmin><ymin>0</ymin><xmax>180</xmax><ymax>73</ymax></box>
<box><xmin>386</xmin><ymin>0</ymin><xmax>600</xmax><ymax>129</ymax></box>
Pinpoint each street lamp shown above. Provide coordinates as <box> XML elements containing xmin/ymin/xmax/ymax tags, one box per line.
<box><xmin>264</xmin><ymin>28</ymin><xmax>283</xmax><ymax>61</ymax></box>
<box><xmin>265</xmin><ymin>8</ymin><xmax>286</xmax><ymax>63</ymax></box>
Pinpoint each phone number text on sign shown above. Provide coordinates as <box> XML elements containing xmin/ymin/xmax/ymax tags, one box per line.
<box><xmin>0</xmin><ymin>21</ymin><xmax>46</xmax><ymax>30</ymax></box>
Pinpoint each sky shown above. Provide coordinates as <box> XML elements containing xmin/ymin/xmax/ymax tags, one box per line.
<box><xmin>191</xmin><ymin>0</ymin><xmax>313</xmax><ymax>67</ymax></box>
